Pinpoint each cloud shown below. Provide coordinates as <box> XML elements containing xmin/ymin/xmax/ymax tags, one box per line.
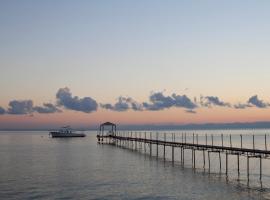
<box><xmin>233</xmin><ymin>103</ymin><xmax>251</xmax><ymax>109</ymax></box>
<box><xmin>172</xmin><ymin>94</ymin><xmax>197</xmax><ymax>109</ymax></box>
<box><xmin>201</xmin><ymin>96</ymin><xmax>230</xmax><ymax>107</ymax></box>
<box><xmin>56</xmin><ymin>87</ymin><xmax>98</xmax><ymax>113</ymax></box>
<box><xmin>7</xmin><ymin>100</ymin><xmax>34</xmax><ymax>115</ymax></box>
<box><xmin>0</xmin><ymin>107</ymin><xmax>5</xmax><ymax>115</ymax></box>
<box><xmin>101</xmin><ymin>97</ymin><xmax>143</xmax><ymax>112</ymax></box>
<box><xmin>126</xmin><ymin>97</ymin><xmax>144</xmax><ymax>111</ymax></box>
<box><xmin>143</xmin><ymin>92</ymin><xmax>197</xmax><ymax>111</ymax></box>
<box><xmin>248</xmin><ymin>95</ymin><xmax>269</xmax><ymax>108</ymax></box>
<box><xmin>143</xmin><ymin>92</ymin><xmax>174</xmax><ymax>111</ymax></box>
<box><xmin>2</xmin><ymin>100</ymin><xmax>60</xmax><ymax>115</ymax></box>
<box><xmin>34</xmin><ymin>103</ymin><xmax>61</xmax><ymax>113</ymax></box>
<box><xmin>2</xmin><ymin>88</ymin><xmax>270</xmax><ymax>116</ymax></box>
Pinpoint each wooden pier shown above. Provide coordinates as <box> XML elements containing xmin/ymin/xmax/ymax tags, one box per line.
<box><xmin>97</xmin><ymin>122</ymin><xmax>270</xmax><ymax>184</ymax></box>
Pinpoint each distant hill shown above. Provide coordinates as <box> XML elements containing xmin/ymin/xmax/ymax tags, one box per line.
<box><xmin>2</xmin><ymin>121</ymin><xmax>270</xmax><ymax>131</ymax></box>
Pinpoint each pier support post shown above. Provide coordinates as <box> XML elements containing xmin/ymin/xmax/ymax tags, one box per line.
<box><xmin>163</xmin><ymin>133</ymin><xmax>166</xmax><ymax>160</ymax></box>
<box><xmin>226</xmin><ymin>153</ymin><xmax>228</xmax><ymax>176</ymax></box>
<box><xmin>172</xmin><ymin>146</ymin><xmax>174</xmax><ymax>163</ymax></box>
<box><xmin>237</xmin><ymin>154</ymin><xmax>240</xmax><ymax>178</ymax></box>
<box><xmin>265</xmin><ymin>134</ymin><xmax>267</xmax><ymax>151</ymax></box>
<box><xmin>135</xmin><ymin>132</ymin><xmax>137</xmax><ymax>150</ymax></box>
<box><xmin>139</xmin><ymin>132</ymin><xmax>141</xmax><ymax>150</ymax></box>
<box><xmin>194</xmin><ymin>149</ymin><xmax>196</xmax><ymax>168</ymax></box>
<box><xmin>183</xmin><ymin>148</ymin><xmax>185</xmax><ymax>165</ymax></box>
<box><xmin>180</xmin><ymin>147</ymin><xmax>183</xmax><ymax>163</ymax></box>
<box><xmin>247</xmin><ymin>156</ymin><xmax>249</xmax><ymax>182</ymax></box>
<box><xmin>240</xmin><ymin>134</ymin><xmax>243</xmax><ymax>149</ymax></box>
<box><xmin>192</xmin><ymin>149</ymin><xmax>194</xmax><ymax>167</ymax></box>
<box><xmin>219</xmin><ymin>151</ymin><xmax>221</xmax><ymax>172</ymax></box>
<box><xmin>156</xmin><ymin>132</ymin><xmax>159</xmax><ymax>157</ymax></box>
<box><xmin>131</xmin><ymin>132</ymin><xmax>133</xmax><ymax>149</ymax></box>
<box><xmin>221</xmin><ymin>134</ymin><xmax>223</xmax><ymax>148</ymax></box>
<box><xmin>208</xmin><ymin>151</ymin><xmax>210</xmax><ymax>172</ymax></box>
<box><xmin>230</xmin><ymin>134</ymin><xmax>232</xmax><ymax>148</ymax></box>
<box><xmin>203</xmin><ymin>150</ymin><xmax>205</xmax><ymax>168</ymax></box>
<box><xmin>260</xmin><ymin>156</ymin><xmax>262</xmax><ymax>181</ymax></box>
<box><xmin>144</xmin><ymin>132</ymin><xmax>146</xmax><ymax>153</ymax></box>
<box><xmin>150</xmin><ymin>132</ymin><xmax>152</xmax><ymax>156</ymax></box>
<box><xmin>253</xmin><ymin>135</ymin><xmax>255</xmax><ymax>153</ymax></box>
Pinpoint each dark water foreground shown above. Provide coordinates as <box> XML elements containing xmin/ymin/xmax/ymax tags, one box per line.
<box><xmin>0</xmin><ymin>131</ymin><xmax>269</xmax><ymax>200</ymax></box>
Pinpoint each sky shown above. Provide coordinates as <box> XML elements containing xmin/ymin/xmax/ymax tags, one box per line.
<box><xmin>1</xmin><ymin>0</ymin><xmax>270</xmax><ymax>129</ymax></box>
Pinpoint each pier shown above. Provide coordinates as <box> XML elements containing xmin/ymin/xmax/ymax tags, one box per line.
<box><xmin>97</xmin><ymin>122</ymin><xmax>270</xmax><ymax>184</ymax></box>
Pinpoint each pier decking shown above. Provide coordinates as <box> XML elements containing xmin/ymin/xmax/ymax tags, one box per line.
<box><xmin>98</xmin><ymin>133</ymin><xmax>270</xmax><ymax>184</ymax></box>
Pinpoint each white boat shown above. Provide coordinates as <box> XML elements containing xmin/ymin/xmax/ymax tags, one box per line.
<box><xmin>49</xmin><ymin>126</ymin><xmax>86</xmax><ymax>138</ymax></box>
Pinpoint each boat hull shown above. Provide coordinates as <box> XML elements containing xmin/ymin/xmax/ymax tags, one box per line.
<box><xmin>50</xmin><ymin>132</ymin><xmax>86</xmax><ymax>138</ymax></box>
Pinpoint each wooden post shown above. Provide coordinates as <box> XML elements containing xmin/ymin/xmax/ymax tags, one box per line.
<box><xmin>131</xmin><ymin>132</ymin><xmax>133</xmax><ymax>149</ymax></box>
<box><xmin>208</xmin><ymin>151</ymin><xmax>211</xmax><ymax>172</ymax></box>
<box><xmin>119</xmin><ymin>132</ymin><xmax>121</xmax><ymax>145</ymax></box>
<box><xmin>253</xmin><ymin>135</ymin><xmax>255</xmax><ymax>152</ymax></box>
<box><xmin>226</xmin><ymin>153</ymin><xmax>228</xmax><ymax>176</ymax></box>
<box><xmin>182</xmin><ymin>133</ymin><xmax>183</xmax><ymax>143</ymax></box>
<box><xmin>203</xmin><ymin>150</ymin><xmax>205</xmax><ymax>168</ymax></box>
<box><xmin>172</xmin><ymin>146</ymin><xmax>174</xmax><ymax>163</ymax></box>
<box><xmin>240</xmin><ymin>134</ymin><xmax>243</xmax><ymax>149</ymax></box>
<box><xmin>144</xmin><ymin>132</ymin><xmax>146</xmax><ymax>153</ymax></box>
<box><xmin>194</xmin><ymin>149</ymin><xmax>196</xmax><ymax>168</ymax></box>
<box><xmin>184</xmin><ymin>133</ymin><xmax>186</xmax><ymax>144</ymax></box>
<box><xmin>221</xmin><ymin>134</ymin><xmax>224</xmax><ymax>148</ymax></box>
<box><xmin>196</xmin><ymin>134</ymin><xmax>198</xmax><ymax>145</ymax></box>
<box><xmin>126</xmin><ymin>132</ymin><xmax>128</xmax><ymax>147</ymax></box>
<box><xmin>156</xmin><ymin>132</ymin><xmax>159</xmax><ymax>157</ymax></box>
<box><xmin>180</xmin><ymin>147</ymin><xmax>183</xmax><ymax>163</ymax></box>
<box><xmin>237</xmin><ymin>154</ymin><xmax>240</xmax><ymax>177</ymax></box>
<box><xmin>193</xmin><ymin>133</ymin><xmax>194</xmax><ymax>144</ymax></box>
<box><xmin>183</xmin><ymin>148</ymin><xmax>185</xmax><ymax>165</ymax></box>
<box><xmin>247</xmin><ymin>156</ymin><xmax>249</xmax><ymax>182</ymax></box>
<box><xmin>150</xmin><ymin>132</ymin><xmax>152</xmax><ymax>156</ymax></box>
<box><xmin>163</xmin><ymin>133</ymin><xmax>166</xmax><ymax>160</ymax></box>
<box><xmin>118</xmin><ymin>132</ymin><xmax>120</xmax><ymax>146</ymax></box>
<box><xmin>260</xmin><ymin>156</ymin><xmax>262</xmax><ymax>181</ymax></box>
<box><xmin>219</xmin><ymin>151</ymin><xmax>221</xmax><ymax>172</ymax></box>
<box><xmin>211</xmin><ymin>134</ymin><xmax>213</xmax><ymax>147</ymax></box>
<box><xmin>206</xmin><ymin>134</ymin><xmax>208</xmax><ymax>145</ymax></box>
<box><xmin>172</xmin><ymin>133</ymin><xmax>174</xmax><ymax>162</ymax></box>
<box><xmin>230</xmin><ymin>134</ymin><xmax>232</xmax><ymax>148</ymax></box>
<box><xmin>265</xmin><ymin>134</ymin><xmax>267</xmax><ymax>151</ymax></box>
<box><xmin>192</xmin><ymin>149</ymin><xmax>194</xmax><ymax>167</ymax></box>
<box><xmin>139</xmin><ymin>132</ymin><xmax>142</xmax><ymax>149</ymax></box>
<box><xmin>135</xmin><ymin>132</ymin><xmax>137</xmax><ymax>150</ymax></box>
<box><xmin>130</xmin><ymin>131</ymin><xmax>132</xmax><ymax>148</ymax></box>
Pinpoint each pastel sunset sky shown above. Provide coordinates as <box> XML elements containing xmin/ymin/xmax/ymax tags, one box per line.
<box><xmin>1</xmin><ymin>1</ymin><xmax>270</xmax><ymax>129</ymax></box>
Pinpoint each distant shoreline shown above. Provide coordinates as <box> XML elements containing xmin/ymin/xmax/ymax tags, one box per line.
<box><xmin>2</xmin><ymin>121</ymin><xmax>270</xmax><ymax>131</ymax></box>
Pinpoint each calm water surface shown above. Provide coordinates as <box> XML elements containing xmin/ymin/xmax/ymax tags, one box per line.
<box><xmin>0</xmin><ymin>131</ymin><xmax>270</xmax><ymax>200</ymax></box>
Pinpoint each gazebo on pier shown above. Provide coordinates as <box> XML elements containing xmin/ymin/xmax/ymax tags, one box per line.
<box><xmin>99</xmin><ymin>122</ymin><xmax>117</xmax><ymax>136</ymax></box>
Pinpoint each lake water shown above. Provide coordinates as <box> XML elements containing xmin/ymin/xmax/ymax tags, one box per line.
<box><xmin>1</xmin><ymin>130</ymin><xmax>270</xmax><ymax>200</ymax></box>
